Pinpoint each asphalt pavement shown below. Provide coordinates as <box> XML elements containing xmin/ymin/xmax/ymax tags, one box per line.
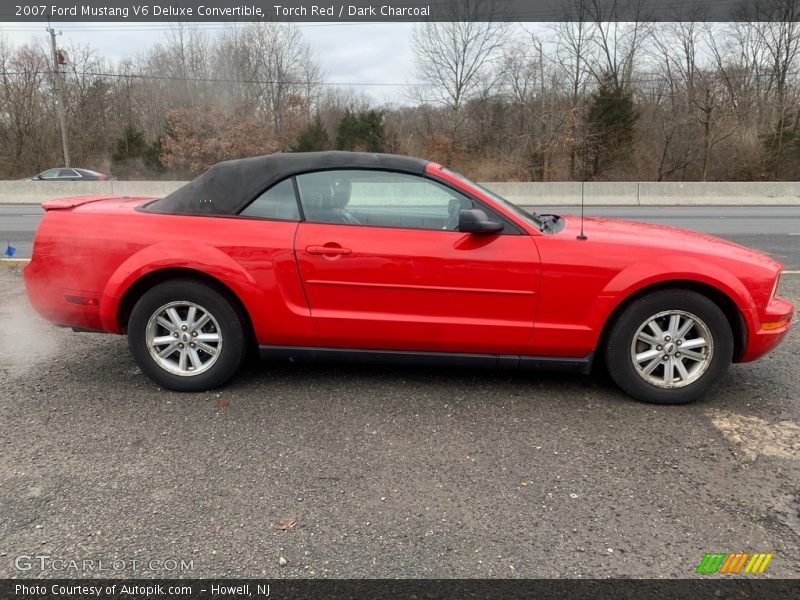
<box><xmin>0</xmin><ymin>268</ymin><xmax>798</xmax><ymax>578</ymax></box>
<box><xmin>2</xmin><ymin>205</ymin><xmax>800</xmax><ymax>269</ymax></box>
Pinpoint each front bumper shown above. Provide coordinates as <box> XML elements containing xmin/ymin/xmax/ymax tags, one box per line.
<box><xmin>738</xmin><ymin>295</ymin><xmax>794</xmax><ymax>362</ymax></box>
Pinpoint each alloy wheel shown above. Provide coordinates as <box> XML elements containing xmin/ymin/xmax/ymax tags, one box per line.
<box><xmin>630</xmin><ymin>309</ymin><xmax>714</xmax><ymax>389</ymax></box>
<box><xmin>145</xmin><ymin>301</ymin><xmax>223</xmax><ymax>376</ymax></box>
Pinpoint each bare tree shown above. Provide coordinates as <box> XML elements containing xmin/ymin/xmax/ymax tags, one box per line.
<box><xmin>0</xmin><ymin>39</ymin><xmax>53</xmax><ymax>176</ymax></box>
<box><xmin>500</xmin><ymin>32</ymin><xmax>564</xmax><ymax>180</ymax></box>
<box><xmin>552</xmin><ymin>3</ymin><xmax>596</xmax><ymax>178</ymax></box>
<box><xmin>645</xmin><ymin>22</ymin><xmax>706</xmax><ymax>179</ymax></box>
<box><xmin>1</xmin><ymin>16</ymin><xmax>799</xmax><ymax>182</ymax></box>
<box><xmin>749</xmin><ymin>1</ymin><xmax>800</xmax><ymax>173</ymax></box>
<box><xmin>585</xmin><ymin>0</ymin><xmax>652</xmax><ymax>91</ymax></box>
<box><xmin>410</xmin><ymin>2</ymin><xmax>507</xmax><ymax>146</ymax></box>
<box><xmin>148</xmin><ymin>24</ymin><xmax>214</xmax><ymax>108</ymax></box>
<box><xmin>215</xmin><ymin>23</ymin><xmax>321</xmax><ymax>136</ymax></box>
<box><xmin>695</xmin><ymin>80</ymin><xmax>737</xmax><ymax>181</ymax></box>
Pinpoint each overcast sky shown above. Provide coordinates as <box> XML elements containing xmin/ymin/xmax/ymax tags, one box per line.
<box><xmin>0</xmin><ymin>21</ymin><xmax>424</xmax><ymax>104</ymax></box>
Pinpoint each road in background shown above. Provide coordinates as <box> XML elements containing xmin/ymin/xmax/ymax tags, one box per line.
<box><xmin>1</xmin><ymin>204</ymin><xmax>41</xmax><ymax>259</ymax></box>
<box><xmin>2</xmin><ymin>205</ymin><xmax>800</xmax><ymax>268</ymax></box>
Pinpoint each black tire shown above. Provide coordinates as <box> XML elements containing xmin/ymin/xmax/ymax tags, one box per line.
<box><xmin>604</xmin><ymin>289</ymin><xmax>733</xmax><ymax>404</ymax></box>
<box><xmin>127</xmin><ymin>279</ymin><xmax>246</xmax><ymax>392</ymax></box>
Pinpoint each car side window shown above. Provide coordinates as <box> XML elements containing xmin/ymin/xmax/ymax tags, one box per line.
<box><xmin>58</xmin><ymin>169</ymin><xmax>78</xmax><ymax>177</ymax></box>
<box><xmin>295</xmin><ymin>169</ymin><xmax>476</xmax><ymax>231</ymax></box>
<box><xmin>239</xmin><ymin>178</ymin><xmax>300</xmax><ymax>221</ymax></box>
<box><xmin>38</xmin><ymin>169</ymin><xmax>60</xmax><ymax>179</ymax></box>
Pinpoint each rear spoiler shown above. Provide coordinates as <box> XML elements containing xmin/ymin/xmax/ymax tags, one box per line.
<box><xmin>42</xmin><ymin>196</ymin><xmax>121</xmax><ymax>211</ymax></box>
<box><xmin>41</xmin><ymin>195</ymin><xmax>148</xmax><ymax>211</ymax></box>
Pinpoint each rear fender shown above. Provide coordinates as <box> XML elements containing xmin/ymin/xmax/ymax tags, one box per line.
<box><xmin>99</xmin><ymin>241</ymin><xmax>264</xmax><ymax>333</ymax></box>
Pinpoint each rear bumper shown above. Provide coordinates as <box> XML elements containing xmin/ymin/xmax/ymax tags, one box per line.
<box><xmin>23</xmin><ymin>259</ymin><xmax>106</xmax><ymax>332</ymax></box>
<box><xmin>738</xmin><ymin>295</ymin><xmax>794</xmax><ymax>362</ymax></box>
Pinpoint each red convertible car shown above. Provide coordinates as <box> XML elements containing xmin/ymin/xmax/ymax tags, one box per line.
<box><xmin>24</xmin><ymin>152</ymin><xmax>793</xmax><ymax>404</ymax></box>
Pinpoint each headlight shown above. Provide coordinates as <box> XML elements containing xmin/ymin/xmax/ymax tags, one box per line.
<box><xmin>770</xmin><ymin>271</ymin><xmax>781</xmax><ymax>302</ymax></box>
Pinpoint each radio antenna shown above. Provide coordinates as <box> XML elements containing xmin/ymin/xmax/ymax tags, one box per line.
<box><xmin>577</xmin><ymin>180</ymin><xmax>588</xmax><ymax>240</ymax></box>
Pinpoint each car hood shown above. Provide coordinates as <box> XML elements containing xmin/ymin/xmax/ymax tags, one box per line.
<box><xmin>559</xmin><ymin>214</ymin><xmax>781</xmax><ymax>272</ymax></box>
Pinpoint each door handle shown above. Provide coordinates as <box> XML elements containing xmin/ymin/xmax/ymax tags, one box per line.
<box><xmin>305</xmin><ymin>244</ymin><xmax>352</xmax><ymax>256</ymax></box>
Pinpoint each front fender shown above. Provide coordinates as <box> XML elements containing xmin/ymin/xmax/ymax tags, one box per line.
<box><xmin>585</xmin><ymin>255</ymin><xmax>756</xmax><ymax>345</ymax></box>
<box><xmin>98</xmin><ymin>241</ymin><xmax>264</xmax><ymax>333</ymax></box>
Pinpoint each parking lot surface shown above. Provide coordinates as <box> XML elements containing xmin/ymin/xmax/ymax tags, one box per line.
<box><xmin>0</xmin><ymin>269</ymin><xmax>798</xmax><ymax>578</ymax></box>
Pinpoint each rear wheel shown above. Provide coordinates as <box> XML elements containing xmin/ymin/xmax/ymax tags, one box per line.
<box><xmin>605</xmin><ymin>290</ymin><xmax>733</xmax><ymax>404</ymax></box>
<box><xmin>128</xmin><ymin>280</ymin><xmax>246</xmax><ymax>392</ymax></box>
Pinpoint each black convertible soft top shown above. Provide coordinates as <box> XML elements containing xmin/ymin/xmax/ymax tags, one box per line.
<box><xmin>144</xmin><ymin>151</ymin><xmax>430</xmax><ymax>215</ymax></box>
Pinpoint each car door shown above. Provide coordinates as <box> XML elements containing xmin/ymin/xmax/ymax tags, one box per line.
<box><xmin>293</xmin><ymin>169</ymin><xmax>541</xmax><ymax>354</ymax></box>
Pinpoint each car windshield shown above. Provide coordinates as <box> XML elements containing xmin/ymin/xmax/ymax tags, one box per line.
<box><xmin>440</xmin><ymin>168</ymin><xmax>542</xmax><ymax>228</ymax></box>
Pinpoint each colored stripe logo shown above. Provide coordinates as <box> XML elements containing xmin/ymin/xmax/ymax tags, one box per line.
<box><xmin>696</xmin><ymin>552</ymin><xmax>773</xmax><ymax>574</ymax></box>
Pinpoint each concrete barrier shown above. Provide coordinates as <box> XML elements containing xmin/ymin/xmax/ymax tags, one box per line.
<box><xmin>0</xmin><ymin>180</ymin><xmax>184</xmax><ymax>205</ymax></box>
<box><xmin>0</xmin><ymin>258</ymin><xmax>28</xmax><ymax>270</ymax></box>
<box><xmin>483</xmin><ymin>181</ymin><xmax>800</xmax><ymax>206</ymax></box>
<box><xmin>636</xmin><ymin>182</ymin><xmax>800</xmax><ymax>206</ymax></box>
<box><xmin>483</xmin><ymin>181</ymin><xmax>642</xmax><ymax>206</ymax></box>
<box><xmin>0</xmin><ymin>180</ymin><xmax>798</xmax><ymax>206</ymax></box>
<box><xmin>481</xmin><ymin>182</ymin><xmax>579</xmax><ymax>206</ymax></box>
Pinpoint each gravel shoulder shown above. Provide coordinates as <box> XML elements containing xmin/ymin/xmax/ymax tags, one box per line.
<box><xmin>1</xmin><ymin>270</ymin><xmax>798</xmax><ymax>578</ymax></box>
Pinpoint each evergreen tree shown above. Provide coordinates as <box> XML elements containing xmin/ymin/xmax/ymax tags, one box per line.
<box><xmin>335</xmin><ymin>110</ymin><xmax>391</xmax><ymax>152</ymax></box>
<box><xmin>111</xmin><ymin>125</ymin><xmax>164</xmax><ymax>177</ymax></box>
<box><xmin>112</xmin><ymin>125</ymin><xmax>148</xmax><ymax>163</ymax></box>
<box><xmin>143</xmin><ymin>136</ymin><xmax>165</xmax><ymax>172</ymax></box>
<box><xmin>586</xmin><ymin>75</ymin><xmax>638</xmax><ymax>176</ymax></box>
<box><xmin>293</xmin><ymin>116</ymin><xmax>331</xmax><ymax>152</ymax></box>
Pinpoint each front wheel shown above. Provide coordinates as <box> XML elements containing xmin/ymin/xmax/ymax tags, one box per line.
<box><xmin>604</xmin><ymin>290</ymin><xmax>733</xmax><ymax>404</ymax></box>
<box><xmin>128</xmin><ymin>280</ymin><xmax>246</xmax><ymax>392</ymax></box>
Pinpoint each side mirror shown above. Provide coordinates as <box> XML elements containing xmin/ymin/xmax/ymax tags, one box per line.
<box><xmin>458</xmin><ymin>208</ymin><xmax>503</xmax><ymax>234</ymax></box>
